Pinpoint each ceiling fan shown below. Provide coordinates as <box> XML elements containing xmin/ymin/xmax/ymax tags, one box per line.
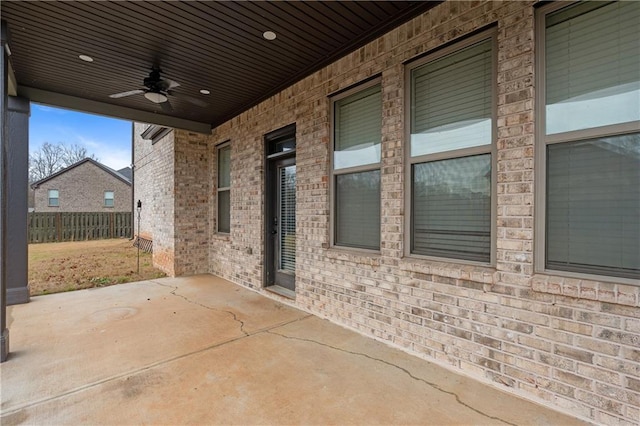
<box><xmin>109</xmin><ymin>67</ymin><xmax>206</xmax><ymax>111</ymax></box>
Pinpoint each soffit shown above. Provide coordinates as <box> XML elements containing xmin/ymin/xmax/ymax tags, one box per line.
<box><xmin>2</xmin><ymin>1</ymin><xmax>438</xmax><ymax>133</ymax></box>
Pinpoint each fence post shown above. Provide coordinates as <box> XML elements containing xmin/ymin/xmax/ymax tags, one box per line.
<box><xmin>56</xmin><ymin>212</ymin><xmax>61</xmax><ymax>242</ymax></box>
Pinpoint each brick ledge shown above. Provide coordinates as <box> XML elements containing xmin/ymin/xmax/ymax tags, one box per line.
<box><xmin>532</xmin><ymin>274</ymin><xmax>639</xmax><ymax>307</ymax></box>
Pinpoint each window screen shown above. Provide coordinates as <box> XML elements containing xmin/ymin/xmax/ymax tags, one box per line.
<box><xmin>409</xmin><ymin>34</ymin><xmax>494</xmax><ymax>263</ymax></box>
<box><xmin>334</xmin><ymin>84</ymin><xmax>382</xmax><ymax>169</ymax></box>
<box><xmin>545</xmin><ymin>1</ymin><xmax>640</xmax><ymax>134</ymax></box>
<box><xmin>412</xmin><ymin>155</ymin><xmax>491</xmax><ymax>261</ymax></box>
<box><xmin>104</xmin><ymin>191</ymin><xmax>114</xmax><ymax>207</ymax></box>
<box><xmin>217</xmin><ymin>144</ymin><xmax>231</xmax><ymax>233</ymax></box>
<box><xmin>335</xmin><ymin>170</ymin><xmax>381</xmax><ymax>250</ymax></box>
<box><xmin>411</xmin><ymin>39</ymin><xmax>493</xmax><ymax>156</ymax></box>
<box><xmin>546</xmin><ymin>135</ymin><xmax>640</xmax><ymax>279</ymax></box>
<box><xmin>332</xmin><ymin>82</ymin><xmax>382</xmax><ymax>250</ymax></box>
<box><xmin>542</xmin><ymin>2</ymin><xmax>640</xmax><ymax>280</ymax></box>
<box><xmin>48</xmin><ymin>189</ymin><xmax>59</xmax><ymax>207</ymax></box>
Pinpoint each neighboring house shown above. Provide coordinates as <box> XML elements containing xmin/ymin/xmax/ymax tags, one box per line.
<box><xmin>132</xmin><ymin>2</ymin><xmax>640</xmax><ymax>425</ymax></box>
<box><xmin>31</xmin><ymin>158</ymin><xmax>132</xmax><ymax>212</ymax></box>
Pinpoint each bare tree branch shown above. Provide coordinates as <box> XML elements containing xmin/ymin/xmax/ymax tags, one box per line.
<box><xmin>29</xmin><ymin>142</ymin><xmax>99</xmax><ymax>183</ymax></box>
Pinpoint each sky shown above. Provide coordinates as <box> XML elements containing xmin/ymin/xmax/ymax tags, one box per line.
<box><xmin>29</xmin><ymin>104</ymin><xmax>133</xmax><ymax>171</ymax></box>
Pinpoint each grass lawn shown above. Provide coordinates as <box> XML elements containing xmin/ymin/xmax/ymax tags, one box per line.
<box><xmin>28</xmin><ymin>238</ymin><xmax>166</xmax><ymax>296</ymax></box>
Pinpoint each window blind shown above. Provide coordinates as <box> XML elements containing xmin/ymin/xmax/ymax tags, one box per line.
<box><xmin>335</xmin><ymin>170</ymin><xmax>380</xmax><ymax>250</ymax></box>
<box><xmin>218</xmin><ymin>145</ymin><xmax>231</xmax><ymax>188</ymax></box>
<box><xmin>334</xmin><ymin>85</ymin><xmax>382</xmax><ymax>169</ymax></box>
<box><xmin>546</xmin><ymin>134</ymin><xmax>640</xmax><ymax>279</ymax></box>
<box><xmin>412</xmin><ymin>155</ymin><xmax>491</xmax><ymax>262</ymax></box>
<box><xmin>218</xmin><ymin>190</ymin><xmax>230</xmax><ymax>234</ymax></box>
<box><xmin>279</xmin><ymin>165</ymin><xmax>296</xmax><ymax>272</ymax></box>
<box><xmin>545</xmin><ymin>1</ymin><xmax>640</xmax><ymax>134</ymax></box>
<box><xmin>411</xmin><ymin>40</ymin><xmax>492</xmax><ymax>156</ymax></box>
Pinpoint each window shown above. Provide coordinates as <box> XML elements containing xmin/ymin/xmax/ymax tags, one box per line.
<box><xmin>331</xmin><ymin>80</ymin><xmax>382</xmax><ymax>250</ymax></box>
<box><xmin>538</xmin><ymin>2</ymin><xmax>640</xmax><ymax>280</ymax></box>
<box><xmin>217</xmin><ymin>143</ymin><xmax>231</xmax><ymax>233</ymax></box>
<box><xmin>407</xmin><ymin>33</ymin><xmax>495</xmax><ymax>263</ymax></box>
<box><xmin>104</xmin><ymin>191</ymin><xmax>114</xmax><ymax>207</ymax></box>
<box><xmin>48</xmin><ymin>189</ymin><xmax>59</xmax><ymax>207</ymax></box>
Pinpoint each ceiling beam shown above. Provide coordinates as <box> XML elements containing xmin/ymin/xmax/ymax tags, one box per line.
<box><xmin>18</xmin><ymin>86</ymin><xmax>212</xmax><ymax>134</ymax></box>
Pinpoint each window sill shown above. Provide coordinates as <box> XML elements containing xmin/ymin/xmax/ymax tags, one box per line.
<box><xmin>532</xmin><ymin>270</ymin><xmax>639</xmax><ymax>307</ymax></box>
<box><xmin>326</xmin><ymin>246</ymin><xmax>381</xmax><ymax>266</ymax></box>
<box><xmin>212</xmin><ymin>233</ymin><xmax>231</xmax><ymax>242</ymax></box>
<box><xmin>400</xmin><ymin>255</ymin><xmax>497</xmax><ymax>286</ymax></box>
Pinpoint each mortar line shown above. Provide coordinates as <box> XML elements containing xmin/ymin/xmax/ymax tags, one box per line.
<box><xmin>265</xmin><ymin>329</ymin><xmax>519</xmax><ymax>426</ymax></box>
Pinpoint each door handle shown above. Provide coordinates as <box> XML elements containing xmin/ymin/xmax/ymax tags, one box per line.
<box><xmin>271</xmin><ymin>229</ymin><xmax>277</xmax><ymax>235</ymax></box>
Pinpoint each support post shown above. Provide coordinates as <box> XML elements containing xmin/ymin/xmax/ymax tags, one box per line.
<box><xmin>6</xmin><ymin>96</ymin><xmax>30</xmax><ymax>305</ymax></box>
<box><xmin>136</xmin><ymin>200</ymin><xmax>142</xmax><ymax>274</ymax></box>
<box><xmin>1</xmin><ymin>20</ymin><xmax>11</xmax><ymax>361</ymax></box>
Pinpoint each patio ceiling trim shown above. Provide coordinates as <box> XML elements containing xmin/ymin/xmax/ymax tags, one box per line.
<box><xmin>19</xmin><ymin>86</ymin><xmax>212</xmax><ymax>134</ymax></box>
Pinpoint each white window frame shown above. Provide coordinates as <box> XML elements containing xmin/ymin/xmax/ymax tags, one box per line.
<box><xmin>329</xmin><ymin>77</ymin><xmax>382</xmax><ymax>252</ymax></box>
<box><xmin>216</xmin><ymin>142</ymin><xmax>231</xmax><ymax>234</ymax></box>
<box><xmin>534</xmin><ymin>1</ymin><xmax>640</xmax><ymax>284</ymax></box>
<box><xmin>104</xmin><ymin>190</ymin><xmax>114</xmax><ymax>208</ymax></box>
<box><xmin>48</xmin><ymin>189</ymin><xmax>59</xmax><ymax>207</ymax></box>
<box><xmin>404</xmin><ymin>30</ymin><xmax>497</xmax><ymax>266</ymax></box>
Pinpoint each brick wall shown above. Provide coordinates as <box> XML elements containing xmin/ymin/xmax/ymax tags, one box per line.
<box><xmin>172</xmin><ymin>129</ymin><xmax>210</xmax><ymax>276</ymax></box>
<box><xmin>133</xmin><ymin>124</ymin><xmax>176</xmax><ymax>275</ymax></box>
<box><xmin>133</xmin><ymin>124</ymin><xmax>211</xmax><ymax>276</ymax></box>
<box><xmin>157</xmin><ymin>1</ymin><xmax>639</xmax><ymax>424</ymax></box>
<box><xmin>33</xmin><ymin>161</ymin><xmax>131</xmax><ymax>212</ymax></box>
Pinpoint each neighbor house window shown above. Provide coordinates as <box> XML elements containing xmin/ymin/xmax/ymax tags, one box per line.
<box><xmin>407</xmin><ymin>32</ymin><xmax>495</xmax><ymax>263</ymax></box>
<box><xmin>217</xmin><ymin>143</ymin><xmax>231</xmax><ymax>233</ymax></box>
<box><xmin>331</xmin><ymin>80</ymin><xmax>382</xmax><ymax>250</ymax></box>
<box><xmin>104</xmin><ymin>191</ymin><xmax>114</xmax><ymax>207</ymax></box>
<box><xmin>538</xmin><ymin>2</ymin><xmax>640</xmax><ymax>280</ymax></box>
<box><xmin>48</xmin><ymin>189</ymin><xmax>59</xmax><ymax>207</ymax></box>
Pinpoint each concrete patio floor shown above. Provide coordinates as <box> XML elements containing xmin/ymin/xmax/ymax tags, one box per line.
<box><xmin>1</xmin><ymin>275</ymin><xmax>587</xmax><ymax>425</ymax></box>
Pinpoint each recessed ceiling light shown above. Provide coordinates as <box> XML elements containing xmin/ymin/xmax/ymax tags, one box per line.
<box><xmin>199</xmin><ymin>89</ymin><xmax>210</xmax><ymax>95</ymax></box>
<box><xmin>263</xmin><ymin>31</ymin><xmax>277</xmax><ymax>41</ymax></box>
<box><xmin>78</xmin><ymin>54</ymin><xmax>94</xmax><ymax>62</ymax></box>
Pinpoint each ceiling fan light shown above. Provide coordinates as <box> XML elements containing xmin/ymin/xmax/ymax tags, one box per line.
<box><xmin>144</xmin><ymin>91</ymin><xmax>168</xmax><ymax>103</ymax></box>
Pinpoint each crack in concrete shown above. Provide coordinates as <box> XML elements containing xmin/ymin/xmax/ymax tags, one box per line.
<box><xmin>266</xmin><ymin>329</ymin><xmax>518</xmax><ymax>426</ymax></box>
<box><xmin>150</xmin><ymin>280</ymin><xmax>248</xmax><ymax>335</ymax></box>
<box><xmin>0</xmin><ymin>314</ymin><xmax>313</xmax><ymax>418</ymax></box>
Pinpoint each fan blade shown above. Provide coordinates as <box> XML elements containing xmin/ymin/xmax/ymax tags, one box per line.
<box><xmin>109</xmin><ymin>89</ymin><xmax>144</xmax><ymax>99</ymax></box>
<box><xmin>160</xmin><ymin>99</ymin><xmax>173</xmax><ymax>113</ymax></box>
<box><xmin>158</xmin><ymin>79</ymin><xmax>180</xmax><ymax>91</ymax></box>
<box><xmin>179</xmin><ymin>94</ymin><xmax>208</xmax><ymax>108</ymax></box>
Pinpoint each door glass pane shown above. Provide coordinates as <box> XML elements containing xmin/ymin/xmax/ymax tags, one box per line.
<box><xmin>335</xmin><ymin>170</ymin><xmax>380</xmax><ymax>249</ymax></box>
<box><xmin>546</xmin><ymin>133</ymin><xmax>640</xmax><ymax>279</ymax></box>
<box><xmin>334</xmin><ymin>85</ymin><xmax>382</xmax><ymax>169</ymax></box>
<box><xmin>279</xmin><ymin>165</ymin><xmax>296</xmax><ymax>272</ymax></box>
<box><xmin>412</xmin><ymin>155</ymin><xmax>491</xmax><ymax>262</ymax></box>
<box><xmin>411</xmin><ymin>39</ymin><xmax>493</xmax><ymax>156</ymax></box>
<box><xmin>545</xmin><ymin>1</ymin><xmax>640</xmax><ymax>134</ymax></box>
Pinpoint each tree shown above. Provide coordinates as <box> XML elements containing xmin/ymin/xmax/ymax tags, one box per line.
<box><xmin>29</xmin><ymin>142</ymin><xmax>98</xmax><ymax>183</ymax></box>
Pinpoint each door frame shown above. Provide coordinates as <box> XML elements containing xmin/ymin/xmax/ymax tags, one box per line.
<box><xmin>263</xmin><ymin>124</ymin><xmax>296</xmax><ymax>294</ymax></box>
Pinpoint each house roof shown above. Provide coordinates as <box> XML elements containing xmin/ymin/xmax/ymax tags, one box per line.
<box><xmin>2</xmin><ymin>1</ymin><xmax>439</xmax><ymax>133</ymax></box>
<box><xmin>117</xmin><ymin>167</ymin><xmax>133</xmax><ymax>182</ymax></box>
<box><xmin>31</xmin><ymin>158</ymin><xmax>132</xmax><ymax>189</ymax></box>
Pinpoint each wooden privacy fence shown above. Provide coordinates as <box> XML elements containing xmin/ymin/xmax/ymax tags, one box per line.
<box><xmin>29</xmin><ymin>212</ymin><xmax>132</xmax><ymax>243</ymax></box>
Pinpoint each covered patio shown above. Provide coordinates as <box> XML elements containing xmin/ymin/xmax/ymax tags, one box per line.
<box><xmin>1</xmin><ymin>275</ymin><xmax>583</xmax><ymax>425</ymax></box>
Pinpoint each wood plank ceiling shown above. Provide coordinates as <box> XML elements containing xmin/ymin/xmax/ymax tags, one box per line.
<box><xmin>2</xmin><ymin>1</ymin><xmax>438</xmax><ymax>132</ymax></box>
